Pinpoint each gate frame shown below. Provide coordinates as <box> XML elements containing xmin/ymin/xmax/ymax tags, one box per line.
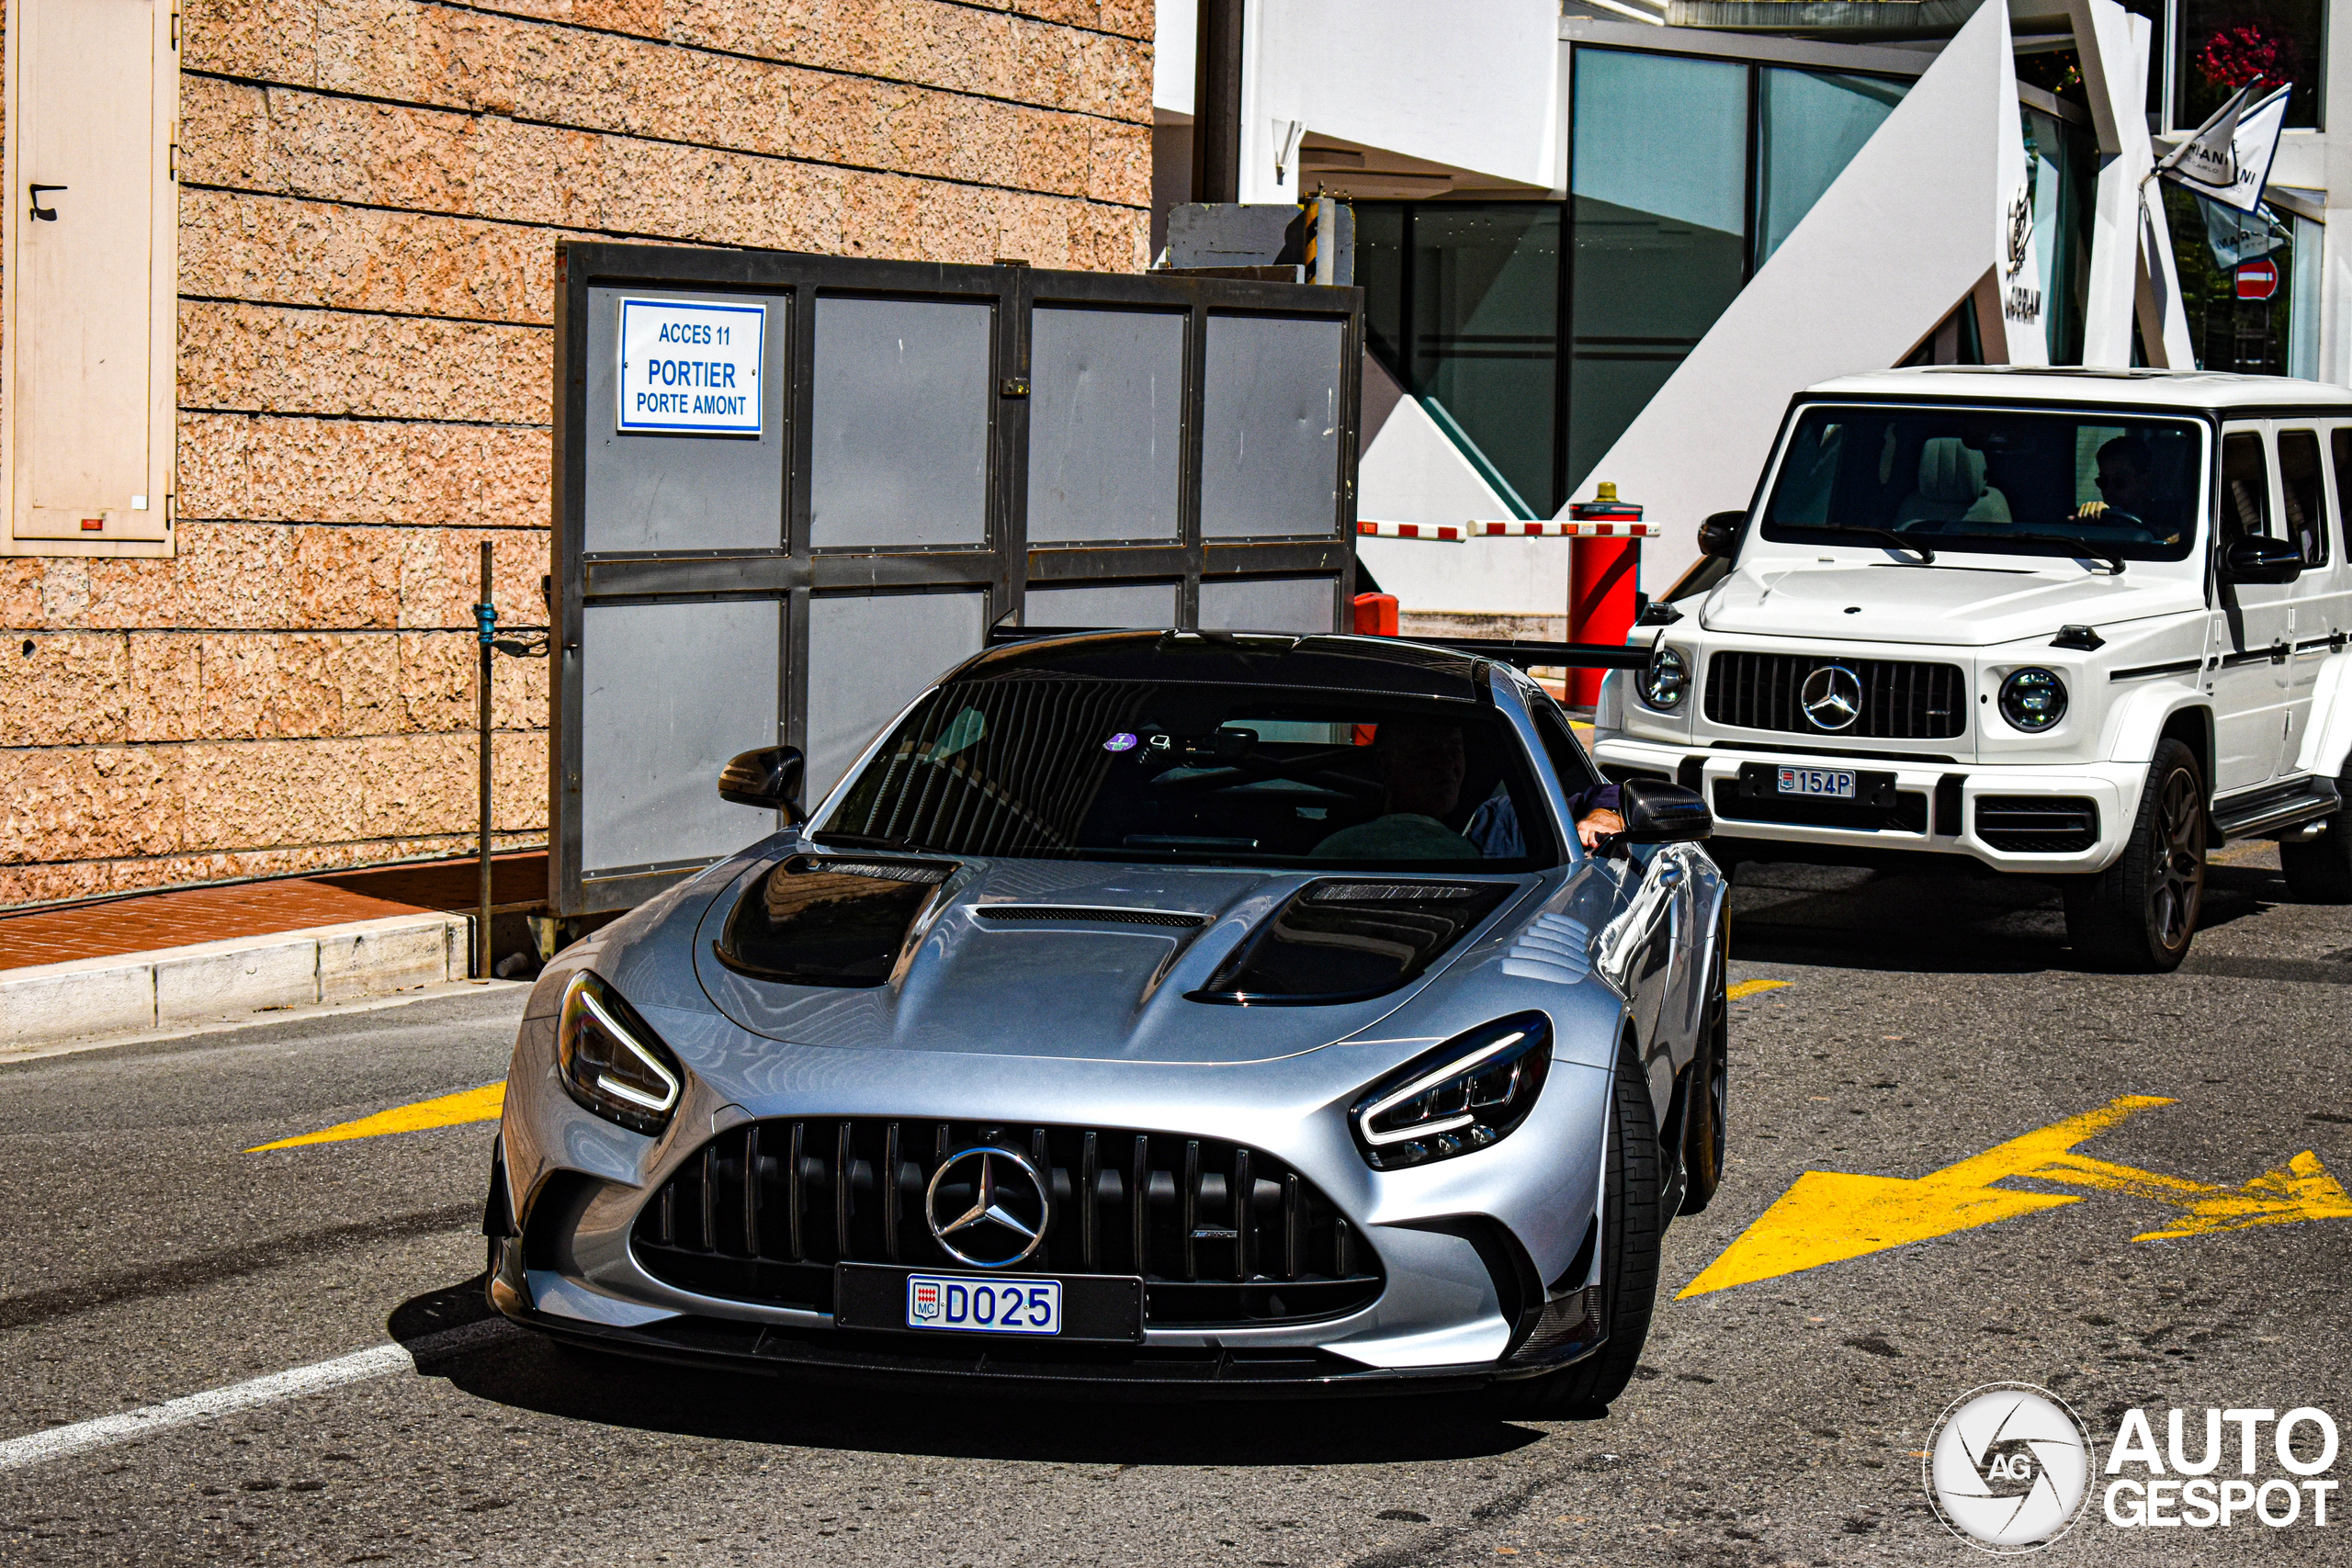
<box><xmin>549</xmin><ymin>243</ymin><xmax>1363</xmax><ymax>916</ymax></box>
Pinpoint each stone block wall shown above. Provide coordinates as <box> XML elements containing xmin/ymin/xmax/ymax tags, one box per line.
<box><xmin>0</xmin><ymin>0</ymin><xmax>1154</xmax><ymax>907</ymax></box>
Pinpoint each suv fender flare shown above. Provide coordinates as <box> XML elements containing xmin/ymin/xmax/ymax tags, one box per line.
<box><xmin>2292</xmin><ymin>651</ymin><xmax>2352</xmax><ymax>779</ymax></box>
<box><xmin>2104</xmin><ymin>682</ymin><xmax>2211</xmax><ymax>773</ymax></box>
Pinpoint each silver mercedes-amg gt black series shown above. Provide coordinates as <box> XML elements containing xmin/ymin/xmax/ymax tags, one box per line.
<box><xmin>486</xmin><ymin>630</ymin><xmax>1730</xmax><ymax>1413</ymax></box>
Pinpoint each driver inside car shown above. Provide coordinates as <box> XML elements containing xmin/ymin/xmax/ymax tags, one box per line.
<box><xmin>2073</xmin><ymin>434</ymin><xmax>2173</xmax><ymax>539</ymax></box>
<box><xmin>1313</xmin><ymin>721</ymin><xmax>1624</xmax><ymax>860</ymax></box>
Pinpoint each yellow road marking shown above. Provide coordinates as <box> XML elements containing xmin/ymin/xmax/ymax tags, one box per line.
<box><xmin>2029</xmin><ymin>1145</ymin><xmax>2352</xmax><ymax>1241</ymax></box>
<box><xmin>1677</xmin><ymin>1097</ymin><xmax>2164</xmax><ymax>1299</ymax></box>
<box><xmin>247</xmin><ymin>1083</ymin><xmax>505</xmax><ymax>1152</ymax></box>
<box><xmin>1681</xmin><ymin>1095</ymin><xmax>2352</xmax><ymax>1297</ymax></box>
<box><xmin>1727</xmin><ymin>978</ymin><xmax>1789</xmax><ymax>1001</ymax></box>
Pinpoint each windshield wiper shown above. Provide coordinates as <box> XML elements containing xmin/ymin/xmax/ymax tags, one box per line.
<box><xmin>2006</xmin><ymin>534</ymin><xmax>2126</xmax><ymax>574</ymax></box>
<box><xmin>1823</xmin><ymin>525</ymin><xmax>1933</xmax><ymax>564</ymax></box>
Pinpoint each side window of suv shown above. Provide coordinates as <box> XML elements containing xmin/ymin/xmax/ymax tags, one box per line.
<box><xmin>2331</xmin><ymin>429</ymin><xmax>2352</xmax><ymax>562</ymax></box>
<box><xmin>2221</xmin><ymin>432</ymin><xmax>2273</xmax><ymax>547</ymax></box>
<box><xmin>2278</xmin><ymin>430</ymin><xmax>2329</xmax><ymax>568</ymax></box>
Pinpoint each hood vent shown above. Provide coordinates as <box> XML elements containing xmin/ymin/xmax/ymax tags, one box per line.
<box><xmin>713</xmin><ymin>855</ymin><xmax>957</xmax><ymax>988</ymax></box>
<box><xmin>975</xmin><ymin>905</ymin><xmax>1207</xmax><ymax>929</ymax></box>
<box><xmin>1189</xmin><ymin>879</ymin><xmax>1515</xmax><ymax>1006</ymax></box>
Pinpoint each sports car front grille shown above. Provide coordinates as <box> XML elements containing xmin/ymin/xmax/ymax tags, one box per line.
<box><xmin>631</xmin><ymin>1119</ymin><xmax>1382</xmax><ymax>1328</ymax></box>
<box><xmin>1703</xmin><ymin>652</ymin><xmax>1966</xmax><ymax>739</ymax></box>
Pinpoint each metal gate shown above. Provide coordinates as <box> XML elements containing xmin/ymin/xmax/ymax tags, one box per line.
<box><xmin>549</xmin><ymin>243</ymin><xmax>1363</xmax><ymax>916</ymax></box>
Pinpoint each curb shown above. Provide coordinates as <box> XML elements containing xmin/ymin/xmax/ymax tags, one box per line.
<box><xmin>0</xmin><ymin>912</ymin><xmax>474</xmax><ymax>1047</ymax></box>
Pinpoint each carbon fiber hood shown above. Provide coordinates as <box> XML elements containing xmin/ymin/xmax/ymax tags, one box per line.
<box><xmin>688</xmin><ymin>852</ymin><xmax>1542</xmax><ymax>1066</ymax></box>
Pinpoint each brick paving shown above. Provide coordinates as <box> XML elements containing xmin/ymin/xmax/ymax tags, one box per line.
<box><xmin>0</xmin><ymin>853</ymin><xmax>547</xmax><ymax>973</ymax></box>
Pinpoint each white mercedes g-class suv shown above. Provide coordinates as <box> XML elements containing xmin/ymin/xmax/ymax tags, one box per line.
<box><xmin>1594</xmin><ymin>367</ymin><xmax>2352</xmax><ymax>971</ymax></box>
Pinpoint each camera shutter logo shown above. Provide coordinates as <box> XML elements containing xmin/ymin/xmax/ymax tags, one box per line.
<box><xmin>1926</xmin><ymin>1383</ymin><xmax>2093</xmax><ymax>1552</ymax></box>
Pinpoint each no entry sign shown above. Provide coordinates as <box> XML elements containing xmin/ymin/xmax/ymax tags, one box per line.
<box><xmin>2235</xmin><ymin>258</ymin><xmax>2280</xmax><ymax>301</ymax></box>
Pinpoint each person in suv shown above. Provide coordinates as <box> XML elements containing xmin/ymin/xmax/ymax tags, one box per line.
<box><xmin>1595</xmin><ymin>367</ymin><xmax>2352</xmax><ymax>971</ymax></box>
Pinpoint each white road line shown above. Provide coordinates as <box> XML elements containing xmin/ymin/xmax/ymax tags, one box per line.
<box><xmin>0</xmin><ymin>1317</ymin><xmax>512</xmax><ymax>1472</ymax></box>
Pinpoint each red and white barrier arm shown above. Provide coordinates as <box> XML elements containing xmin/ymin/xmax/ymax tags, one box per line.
<box><xmin>1356</xmin><ymin>519</ymin><xmax>1660</xmax><ymax>540</ymax></box>
<box><xmin>1474</xmin><ymin>520</ymin><xmax>1660</xmax><ymax>537</ymax></box>
<box><xmin>1354</xmin><ymin>520</ymin><xmax>1468</xmax><ymax>541</ymax></box>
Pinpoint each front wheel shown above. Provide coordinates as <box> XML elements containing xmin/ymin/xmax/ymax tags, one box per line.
<box><xmin>1486</xmin><ymin>1037</ymin><xmax>1664</xmax><ymax>1418</ymax></box>
<box><xmin>2279</xmin><ymin>761</ymin><xmax>2352</xmax><ymax>903</ymax></box>
<box><xmin>1679</xmin><ymin>928</ymin><xmax>1729</xmax><ymax>1215</ymax></box>
<box><xmin>2063</xmin><ymin>739</ymin><xmax>2206</xmax><ymax>971</ymax></box>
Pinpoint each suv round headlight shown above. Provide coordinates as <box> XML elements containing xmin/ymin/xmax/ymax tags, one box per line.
<box><xmin>1999</xmin><ymin>667</ymin><xmax>2068</xmax><ymax>732</ymax></box>
<box><xmin>1640</xmin><ymin>646</ymin><xmax>1689</xmax><ymax>711</ymax></box>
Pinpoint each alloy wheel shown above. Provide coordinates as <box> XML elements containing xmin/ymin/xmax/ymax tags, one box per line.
<box><xmin>2150</xmin><ymin>766</ymin><xmax>2205</xmax><ymax>951</ymax></box>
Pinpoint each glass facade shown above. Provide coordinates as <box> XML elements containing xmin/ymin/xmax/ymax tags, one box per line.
<box><xmin>1568</xmin><ymin>50</ymin><xmax>1751</xmax><ymax>499</ymax></box>
<box><xmin>1354</xmin><ymin>49</ymin><xmax>1917</xmax><ymax>515</ymax></box>
<box><xmin>2176</xmin><ymin>0</ymin><xmax>2324</xmax><ymax>130</ymax></box>
<box><xmin>2022</xmin><ymin>105</ymin><xmax>2098</xmax><ymax>365</ymax></box>
<box><xmin>1754</xmin><ymin>71</ymin><xmax>1905</xmax><ymax>265</ymax></box>
<box><xmin>1413</xmin><ymin>206</ymin><xmax>1563</xmax><ymax>515</ymax></box>
<box><xmin>2162</xmin><ymin>183</ymin><xmax>2300</xmax><ymax>374</ymax></box>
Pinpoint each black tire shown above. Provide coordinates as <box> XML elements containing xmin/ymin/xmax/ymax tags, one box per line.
<box><xmin>1487</xmin><ymin>1037</ymin><xmax>1664</xmax><ymax>1418</ymax></box>
<box><xmin>2279</xmin><ymin>761</ymin><xmax>2352</xmax><ymax>903</ymax></box>
<box><xmin>2063</xmin><ymin>738</ymin><xmax>2206</xmax><ymax>972</ymax></box>
<box><xmin>1679</xmin><ymin>929</ymin><xmax>1730</xmax><ymax>1216</ymax></box>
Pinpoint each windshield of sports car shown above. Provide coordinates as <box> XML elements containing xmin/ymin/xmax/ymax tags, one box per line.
<box><xmin>817</xmin><ymin>678</ymin><xmax>1575</xmax><ymax>870</ymax></box>
<box><xmin>1758</xmin><ymin>405</ymin><xmax>2203</xmax><ymax>563</ymax></box>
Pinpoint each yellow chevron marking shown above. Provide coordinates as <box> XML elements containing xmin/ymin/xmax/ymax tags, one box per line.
<box><xmin>247</xmin><ymin>1082</ymin><xmax>505</xmax><ymax>1152</ymax></box>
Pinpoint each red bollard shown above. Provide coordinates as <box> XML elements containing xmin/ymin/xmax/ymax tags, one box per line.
<box><xmin>1565</xmin><ymin>483</ymin><xmax>1644</xmax><ymax>707</ymax></box>
<box><xmin>1352</xmin><ymin>592</ymin><xmax>1399</xmax><ymax>637</ymax></box>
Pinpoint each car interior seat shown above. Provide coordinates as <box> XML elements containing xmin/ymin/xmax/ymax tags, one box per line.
<box><xmin>1895</xmin><ymin>436</ymin><xmax>2013</xmax><ymax>525</ymax></box>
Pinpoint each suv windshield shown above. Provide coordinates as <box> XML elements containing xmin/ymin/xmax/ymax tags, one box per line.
<box><xmin>1759</xmin><ymin>405</ymin><xmax>2203</xmax><ymax>562</ymax></box>
<box><xmin>819</xmin><ymin>676</ymin><xmax>1573</xmax><ymax>870</ymax></box>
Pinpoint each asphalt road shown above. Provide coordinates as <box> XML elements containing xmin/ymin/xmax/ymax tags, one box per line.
<box><xmin>4</xmin><ymin>845</ymin><xmax>2350</xmax><ymax>1566</ymax></box>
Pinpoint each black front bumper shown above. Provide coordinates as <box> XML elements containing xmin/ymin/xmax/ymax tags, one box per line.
<box><xmin>489</xmin><ymin>1245</ymin><xmax>1585</xmax><ymax>1402</ymax></box>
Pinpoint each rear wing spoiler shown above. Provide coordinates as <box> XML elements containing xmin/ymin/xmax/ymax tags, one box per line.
<box><xmin>987</xmin><ymin>626</ymin><xmax>1655</xmax><ymax>671</ymax></box>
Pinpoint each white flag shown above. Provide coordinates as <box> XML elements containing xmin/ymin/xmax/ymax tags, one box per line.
<box><xmin>2157</xmin><ymin>82</ymin><xmax>2290</xmax><ymax>214</ymax></box>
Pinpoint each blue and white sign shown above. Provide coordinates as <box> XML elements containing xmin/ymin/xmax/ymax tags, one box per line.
<box><xmin>616</xmin><ymin>298</ymin><xmax>764</xmax><ymax>434</ymax></box>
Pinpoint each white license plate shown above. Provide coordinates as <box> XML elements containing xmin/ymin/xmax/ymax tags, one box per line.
<box><xmin>1777</xmin><ymin>766</ymin><xmax>1856</xmax><ymax>800</ymax></box>
<box><xmin>904</xmin><ymin>1273</ymin><xmax>1061</xmax><ymax>1335</ymax></box>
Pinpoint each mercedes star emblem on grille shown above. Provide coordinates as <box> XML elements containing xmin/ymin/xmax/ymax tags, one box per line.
<box><xmin>1800</xmin><ymin>664</ymin><xmax>1863</xmax><ymax>731</ymax></box>
<box><xmin>924</xmin><ymin>1146</ymin><xmax>1049</xmax><ymax>1268</ymax></box>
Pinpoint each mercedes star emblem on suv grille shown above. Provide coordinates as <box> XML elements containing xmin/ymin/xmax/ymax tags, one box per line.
<box><xmin>924</xmin><ymin>1146</ymin><xmax>1049</xmax><ymax>1268</ymax></box>
<box><xmin>1800</xmin><ymin>664</ymin><xmax>1863</xmax><ymax>731</ymax></box>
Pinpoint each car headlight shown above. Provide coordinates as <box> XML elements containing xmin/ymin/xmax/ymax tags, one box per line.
<box><xmin>1639</xmin><ymin>646</ymin><xmax>1688</xmax><ymax>711</ymax></box>
<box><xmin>1350</xmin><ymin>1013</ymin><xmax>1551</xmax><ymax>1170</ymax></box>
<box><xmin>1998</xmin><ymin>667</ymin><xmax>2068</xmax><ymax>732</ymax></box>
<box><xmin>557</xmin><ymin>972</ymin><xmax>683</xmax><ymax>1135</ymax></box>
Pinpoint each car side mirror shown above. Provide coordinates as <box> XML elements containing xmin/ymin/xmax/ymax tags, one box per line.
<box><xmin>1697</xmin><ymin>511</ymin><xmax>1744</xmax><ymax>559</ymax></box>
<box><xmin>2224</xmin><ymin>535</ymin><xmax>2302</xmax><ymax>584</ymax></box>
<box><xmin>718</xmin><ymin>745</ymin><xmax>807</xmax><ymax>823</ymax></box>
<box><xmin>1618</xmin><ymin>777</ymin><xmax>1712</xmax><ymax>845</ymax></box>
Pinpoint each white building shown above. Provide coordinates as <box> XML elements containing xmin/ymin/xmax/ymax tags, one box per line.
<box><xmin>1152</xmin><ymin>0</ymin><xmax>2349</xmax><ymax>635</ymax></box>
